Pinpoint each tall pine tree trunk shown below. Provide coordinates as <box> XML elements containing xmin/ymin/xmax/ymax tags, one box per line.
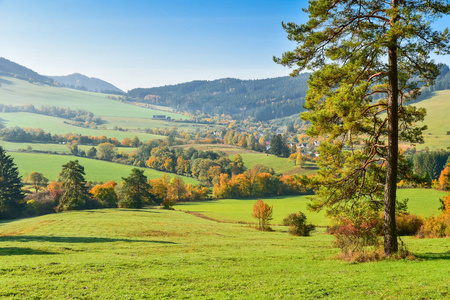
<box><xmin>384</xmin><ymin>0</ymin><xmax>399</xmax><ymax>255</ymax></box>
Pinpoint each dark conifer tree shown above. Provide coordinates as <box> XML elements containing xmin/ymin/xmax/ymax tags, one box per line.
<box><xmin>58</xmin><ymin>160</ymin><xmax>89</xmax><ymax>211</ymax></box>
<box><xmin>0</xmin><ymin>146</ymin><xmax>24</xmax><ymax>219</ymax></box>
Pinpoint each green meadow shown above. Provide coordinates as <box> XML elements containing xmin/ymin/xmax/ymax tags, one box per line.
<box><xmin>239</xmin><ymin>153</ymin><xmax>317</xmax><ymax>175</ymax></box>
<box><xmin>0</xmin><ymin>76</ymin><xmax>186</xmax><ymax>120</ymax></box>
<box><xmin>0</xmin><ymin>141</ymin><xmax>137</xmax><ymax>155</ymax></box>
<box><xmin>9</xmin><ymin>152</ymin><xmax>199</xmax><ymax>184</ymax></box>
<box><xmin>0</xmin><ymin>112</ymin><xmax>164</xmax><ymax>142</ymax></box>
<box><xmin>178</xmin><ymin>189</ymin><xmax>446</xmax><ymax>227</ymax></box>
<box><xmin>0</xmin><ymin>208</ymin><xmax>448</xmax><ymax>299</ymax></box>
<box><xmin>412</xmin><ymin>90</ymin><xmax>450</xmax><ymax>150</ymax></box>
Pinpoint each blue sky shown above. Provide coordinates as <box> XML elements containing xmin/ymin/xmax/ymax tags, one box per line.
<box><xmin>0</xmin><ymin>0</ymin><xmax>449</xmax><ymax>91</ymax></box>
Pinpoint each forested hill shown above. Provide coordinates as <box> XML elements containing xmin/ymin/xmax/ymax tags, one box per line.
<box><xmin>50</xmin><ymin>73</ymin><xmax>125</xmax><ymax>95</ymax></box>
<box><xmin>0</xmin><ymin>57</ymin><xmax>54</xmax><ymax>85</ymax></box>
<box><xmin>419</xmin><ymin>64</ymin><xmax>450</xmax><ymax>99</ymax></box>
<box><xmin>127</xmin><ymin>74</ymin><xmax>310</xmax><ymax>121</ymax></box>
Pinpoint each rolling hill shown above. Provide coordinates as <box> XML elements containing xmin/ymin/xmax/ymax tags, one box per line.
<box><xmin>50</xmin><ymin>73</ymin><xmax>124</xmax><ymax>95</ymax></box>
<box><xmin>0</xmin><ymin>57</ymin><xmax>54</xmax><ymax>85</ymax></box>
<box><xmin>127</xmin><ymin>75</ymin><xmax>310</xmax><ymax>121</ymax></box>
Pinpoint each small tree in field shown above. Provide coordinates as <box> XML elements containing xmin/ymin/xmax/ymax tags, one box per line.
<box><xmin>251</xmin><ymin>199</ymin><xmax>273</xmax><ymax>231</ymax></box>
<box><xmin>25</xmin><ymin>171</ymin><xmax>49</xmax><ymax>193</ymax></box>
<box><xmin>283</xmin><ymin>212</ymin><xmax>315</xmax><ymax>236</ymax></box>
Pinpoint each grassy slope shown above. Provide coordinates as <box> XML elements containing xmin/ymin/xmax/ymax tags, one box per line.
<box><xmin>0</xmin><ymin>112</ymin><xmax>164</xmax><ymax>141</ymax></box>
<box><xmin>0</xmin><ymin>209</ymin><xmax>448</xmax><ymax>299</ymax></box>
<box><xmin>9</xmin><ymin>152</ymin><xmax>199</xmax><ymax>184</ymax></box>
<box><xmin>0</xmin><ymin>76</ymin><xmax>186</xmax><ymax>120</ymax></box>
<box><xmin>178</xmin><ymin>189</ymin><xmax>446</xmax><ymax>227</ymax></box>
<box><xmin>405</xmin><ymin>90</ymin><xmax>450</xmax><ymax>150</ymax></box>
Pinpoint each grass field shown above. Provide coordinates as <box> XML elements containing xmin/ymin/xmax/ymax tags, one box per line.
<box><xmin>0</xmin><ymin>112</ymin><xmax>165</xmax><ymax>142</ymax></box>
<box><xmin>0</xmin><ymin>141</ymin><xmax>137</xmax><ymax>154</ymax></box>
<box><xmin>409</xmin><ymin>90</ymin><xmax>450</xmax><ymax>150</ymax></box>
<box><xmin>8</xmin><ymin>152</ymin><xmax>199</xmax><ymax>184</ymax></box>
<box><xmin>0</xmin><ymin>208</ymin><xmax>448</xmax><ymax>299</ymax></box>
<box><xmin>0</xmin><ymin>76</ymin><xmax>187</xmax><ymax>120</ymax></box>
<box><xmin>177</xmin><ymin>189</ymin><xmax>446</xmax><ymax>227</ymax></box>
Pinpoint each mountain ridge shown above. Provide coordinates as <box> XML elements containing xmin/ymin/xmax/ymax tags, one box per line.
<box><xmin>49</xmin><ymin>73</ymin><xmax>125</xmax><ymax>95</ymax></box>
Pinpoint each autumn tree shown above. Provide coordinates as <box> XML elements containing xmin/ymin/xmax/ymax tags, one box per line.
<box><xmin>230</xmin><ymin>154</ymin><xmax>246</xmax><ymax>175</ymax></box>
<box><xmin>90</xmin><ymin>181</ymin><xmax>118</xmax><ymax>207</ymax></box>
<box><xmin>58</xmin><ymin>160</ymin><xmax>89</xmax><ymax>211</ymax></box>
<box><xmin>97</xmin><ymin>142</ymin><xmax>117</xmax><ymax>161</ymax></box>
<box><xmin>251</xmin><ymin>199</ymin><xmax>273</xmax><ymax>231</ymax></box>
<box><xmin>25</xmin><ymin>171</ymin><xmax>49</xmax><ymax>193</ymax></box>
<box><xmin>0</xmin><ymin>147</ymin><xmax>24</xmax><ymax>219</ymax></box>
<box><xmin>275</xmin><ymin>1</ymin><xmax>450</xmax><ymax>255</ymax></box>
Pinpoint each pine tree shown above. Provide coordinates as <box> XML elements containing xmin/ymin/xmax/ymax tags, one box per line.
<box><xmin>275</xmin><ymin>0</ymin><xmax>450</xmax><ymax>255</ymax></box>
<box><xmin>119</xmin><ymin>168</ymin><xmax>152</xmax><ymax>208</ymax></box>
<box><xmin>58</xmin><ymin>160</ymin><xmax>89</xmax><ymax>211</ymax></box>
<box><xmin>0</xmin><ymin>147</ymin><xmax>24</xmax><ymax>219</ymax></box>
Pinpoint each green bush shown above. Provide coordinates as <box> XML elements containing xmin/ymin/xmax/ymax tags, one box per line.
<box><xmin>396</xmin><ymin>213</ymin><xmax>423</xmax><ymax>236</ymax></box>
<box><xmin>282</xmin><ymin>212</ymin><xmax>315</xmax><ymax>236</ymax></box>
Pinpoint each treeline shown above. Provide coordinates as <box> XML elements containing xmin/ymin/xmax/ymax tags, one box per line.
<box><xmin>17</xmin><ymin>162</ymin><xmax>210</xmax><ymax>220</ymax></box>
<box><xmin>0</xmin><ymin>104</ymin><xmax>105</xmax><ymax>125</ymax></box>
<box><xmin>0</xmin><ymin>126</ymin><xmax>141</xmax><ymax>147</ymax></box>
<box><xmin>213</xmin><ymin>169</ymin><xmax>310</xmax><ymax>198</ymax></box>
<box><xmin>127</xmin><ymin>75</ymin><xmax>310</xmax><ymax>121</ymax></box>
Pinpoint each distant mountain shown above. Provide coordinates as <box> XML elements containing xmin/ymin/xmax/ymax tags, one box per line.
<box><xmin>50</xmin><ymin>73</ymin><xmax>124</xmax><ymax>95</ymax></box>
<box><xmin>127</xmin><ymin>75</ymin><xmax>310</xmax><ymax>121</ymax></box>
<box><xmin>0</xmin><ymin>57</ymin><xmax>54</xmax><ymax>85</ymax></box>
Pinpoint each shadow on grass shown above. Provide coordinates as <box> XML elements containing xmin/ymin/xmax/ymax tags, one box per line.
<box><xmin>415</xmin><ymin>252</ymin><xmax>450</xmax><ymax>260</ymax></box>
<box><xmin>118</xmin><ymin>209</ymin><xmax>160</xmax><ymax>213</ymax></box>
<box><xmin>0</xmin><ymin>78</ymin><xmax>14</xmax><ymax>85</ymax></box>
<box><xmin>0</xmin><ymin>235</ymin><xmax>176</xmax><ymax>244</ymax></box>
<box><xmin>0</xmin><ymin>247</ymin><xmax>56</xmax><ymax>256</ymax></box>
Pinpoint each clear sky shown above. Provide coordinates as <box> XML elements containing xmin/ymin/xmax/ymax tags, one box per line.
<box><xmin>0</xmin><ymin>0</ymin><xmax>449</xmax><ymax>92</ymax></box>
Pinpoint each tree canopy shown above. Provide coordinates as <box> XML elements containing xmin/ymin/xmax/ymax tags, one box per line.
<box><xmin>275</xmin><ymin>0</ymin><xmax>450</xmax><ymax>255</ymax></box>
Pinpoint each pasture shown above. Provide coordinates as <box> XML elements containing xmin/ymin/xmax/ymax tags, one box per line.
<box><xmin>411</xmin><ymin>90</ymin><xmax>450</xmax><ymax>150</ymax></box>
<box><xmin>0</xmin><ymin>76</ymin><xmax>187</xmax><ymax>120</ymax></box>
<box><xmin>8</xmin><ymin>152</ymin><xmax>199</xmax><ymax>184</ymax></box>
<box><xmin>0</xmin><ymin>141</ymin><xmax>137</xmax><ymax>155</ymax></box>
<box><xmin>0</xmin><ymin>208</ymin><xmax>448</xmax><ymax>299</ymax></box>
<box><xmin>0</xmin><ymin>112</ymin><xmax>164</xmax><ymax>142</ymax></box>
<box><xmin>178</xmin><ymin>189</ymin><xmax>446</xmax><ymax>227</ymax></box>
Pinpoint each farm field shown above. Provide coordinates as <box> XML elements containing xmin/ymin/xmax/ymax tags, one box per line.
<box><xmin>9</xmin><ymin>152</ymin><xmax>199</xmax><ymax>184</ymax></box>
<box><xmin>0</xmin><ymin>208</ymin><xmax>448</xmax><ymax>299</ymax></box>
<box><xmin>178</xmin><ymin>188</ymin><xmax>446</xmax><ymax>227</ymax></box>
<box><xmin>101</xmin><ymin>116</ymin><xmax>221</xmax><ymax>133</ymax></box>
<box><xmin>0</xmin><ymin>76</ymin><xmax>187</xmax><ymax>120</ymax></box>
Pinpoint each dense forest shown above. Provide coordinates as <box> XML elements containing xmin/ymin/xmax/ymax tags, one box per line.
<box><xmin>127</xmin><ymin>75</ymin><xmax>310</xmax><ymax>121</ymax></box>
